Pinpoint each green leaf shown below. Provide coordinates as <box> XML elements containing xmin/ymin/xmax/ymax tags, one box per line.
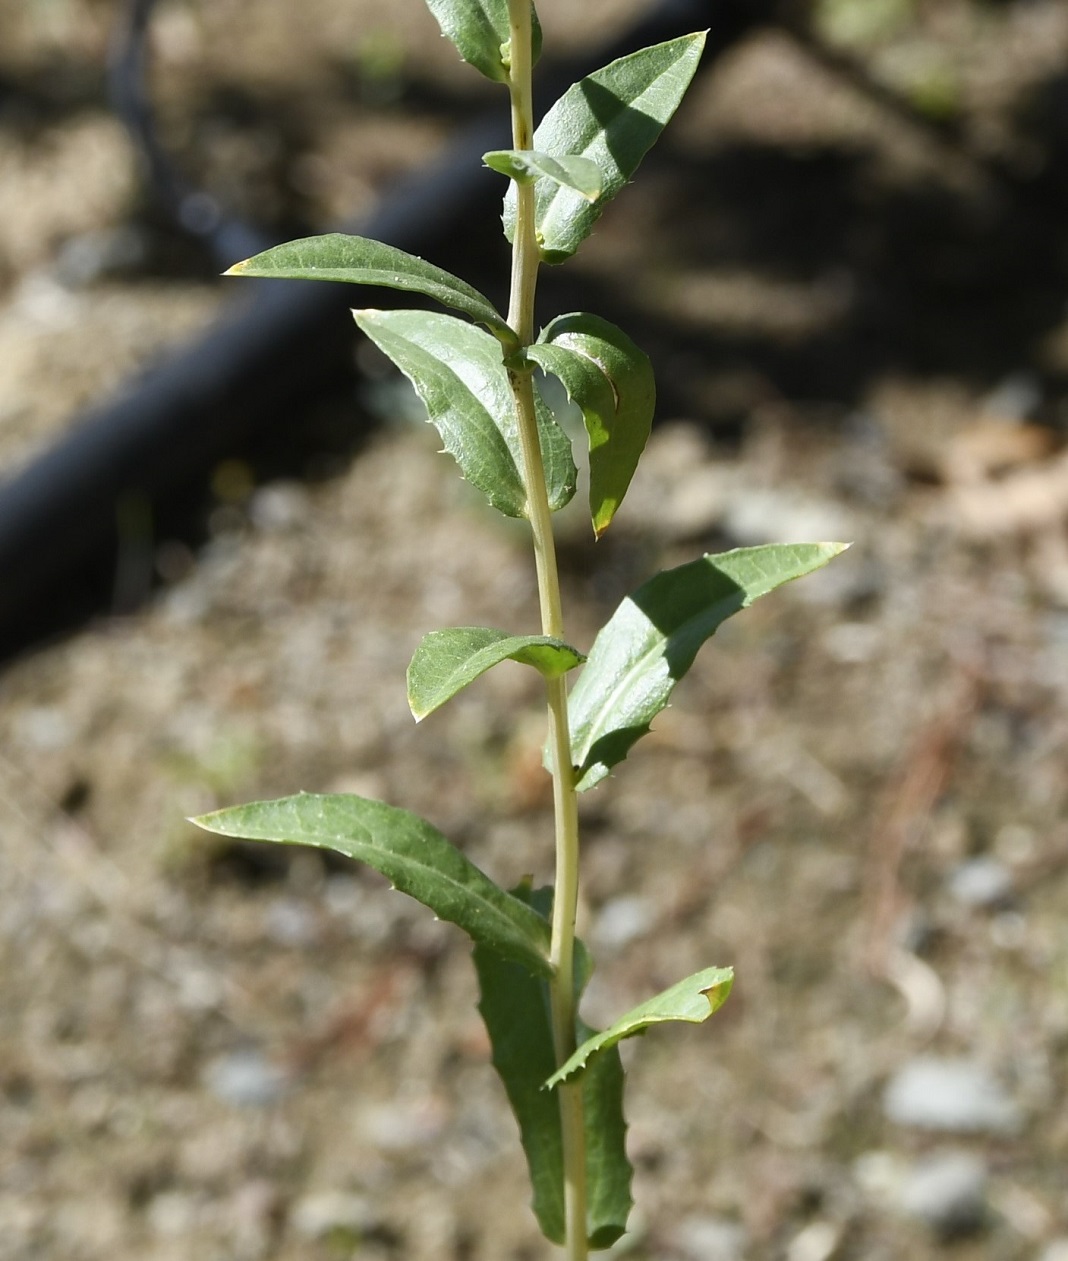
<box><xmin>353</xmin><ymin>309</ymin><xmax>576</xmax><ymax>517</ymax></box>
<box><xmin>547</xmin><ymin>966</ymin><xmax>734</xmax><ymax>1088</ymax></box>
<box><xmin>503</xmin><ymin>32</ymin><xmax>707</xmax><ymax>263</ymax></box>
<box><xmin>567</xmin><ymin>543</ymin><xmax>849</xmax><ymax>790</ymax></box>
<box><xmin>408</xmin><ymin>627</ymin><xmax>585</xmax><ymax>721</ymax></box>
<box><xmin>225</xmin><ymin>233</ymin><xmax>515</xmax><ymax>347</ymax></box>
<box><xmin>191</xmin><ymin>793</ymin><xmax>552</xmax><ymax>978</ymax></box>
<box><xmin>425</xmin><ymin>0</ymin><xmax>541</xmax><ymax>83</ymax></box>
<box><xmin>483</xmin><ymin>149</ymin><xmax>603</xmax><ymax>202</ymax></box>
<box><xmin>474</xmin><ymin>886</ymin><xmax>632</xmax><ymax>1249</ymax></box>
<box><xmin>527</xmin><ymin>313</ymin><xmax>654</xmax><ymax>537</ymax></box>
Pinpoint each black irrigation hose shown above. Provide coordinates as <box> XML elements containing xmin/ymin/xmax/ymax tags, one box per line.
<box><xmin>0</xmin><ymin>0</ymin><xmax>770</xmax><ymax>660</ymax></box>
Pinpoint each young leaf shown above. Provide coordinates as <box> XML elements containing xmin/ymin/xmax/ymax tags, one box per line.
<box><xmin>474</xmin><ymin>886</ymin><xmax>632</xmax><ymax>1249</ymax></box>
<box><xmin>191</xmin><ymin>793</ymin><xmax>552</xmax><ymax>978</ymax></box>
<box><xmin>425</xmin><ymin>0</ymin><xmax>542</xmax><ymax>84</ymax></box>
<box><xmin>354</xmin><ymin>309</ymin><xmax>576</xmax><ymax>517</ymax></box>
<box><xmin>408</xmin><ymin>627</ymin><xmax>585</xmax><ymax>721</ymax></box>
<box><xmin>503</xmin><ymin>32</ymin><xmax>707</xmax><ymax>263</ymax></box>
<box><xmin>225</xmin><ymin>233</ymin><xmax>515</xmax><ymax>346</ymax></box>
<box><xmin>483</xmin><ymin>149</ymin><xmax>603</xmax><ymax>202</ymax></box>
<box><xmin>546</xmin><ymin>966</ymin><xmax>734</xmax><ymax>1087</ymax></box>
<box><xmin>567</xmin><ymin>543</ymin><xmax>849</xmax><ymax>790</ymax></box>
<box><xmin>526</xmin><ymin>313</ymin><xmax>654</xmax><ymax>537</ymax></box>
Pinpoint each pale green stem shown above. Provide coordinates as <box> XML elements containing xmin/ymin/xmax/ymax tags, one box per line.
<box><xmin>505</xmin><ymin>4</ymin><xmax>587</xmax><ymax>1260</ymax></box>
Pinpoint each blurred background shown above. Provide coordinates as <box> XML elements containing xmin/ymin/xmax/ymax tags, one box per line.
<box><xmin>1</xmin><ymin>1</ymin><xmax>1067</xmax><ymax>1258</ymax></box>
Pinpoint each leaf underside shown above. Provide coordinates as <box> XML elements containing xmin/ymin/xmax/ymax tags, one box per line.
<box><xmin>354</xmin><ymin>309</ymin><xmax>576</xmax><ymax>518</ymax></box>
<box><xmin>547</xmin><ymin>966</ymin><xmax>734</xmax><ymax>1087</ymax></box>
<box><xmin>565</xmin><ymin>543</ymin><xmax>849</xmax><ymax>790</ymax></box>
<box><xmin>425</xmin><ymin>0</ymin><xmax>542</xmax><ymax>83</ymax></box>
<box><xmin>527</xmin><ymin>312</ymin><xmax>655</xmax><ymax>537</ymax></box>
<box><xmin>474</xmin><ymin>885</ymin><xmax>632</xmax><ymax>1250</ymax></box>
<box><xmin>503</xmin><ymin>32</ymin><xmax>708</xmax><ymax>263</ymax></box>
<box><xmin>484</xmin><ymin>149</ymin><xmax>603</xmax><ymax>201</ymax></box>
<box><xmin>408</xmin><ymin>627</ymin><xmax>585</xmax><ymax>721</ymax></box>
<box><xmin>191</xmin><ymin>793</ymin><xmax>552</xmax><ymax>978</ymax></box>
<box><xmin>225</xmin><ymin>233</ymin><xmax>514</xmax><ymax>345</ymax></box>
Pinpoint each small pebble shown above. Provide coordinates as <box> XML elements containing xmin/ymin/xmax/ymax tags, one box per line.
<box><xmin>822</xmin><ymin>620</ymin><xmax>882</xmax><ymax>664</ymax></box>
<box><xmin>264</xmin><ymin>897</ymin><xmax>319</xmax><ymax>947</ymax></box>
<box><xmin>248</xmin><ymin>482</ymin><xmax>311</xmax><ymax>532</ymax></box>
<box><xmin>54</xmin><ymin>226</ymin><xmax>148</xmax><ymax>287</ymax></box>
<box><xmin>593</xmin><ymin>896</ymin><xmax>655</xmax><ymax>950</ymax></box>
<box><xmin>947</xmin><ymin>857</ymin><xmax>1014</xmax><ymax>909</ymax></box>
<box><xmin>723</xmin><ymin>488</ymin><xmax>852</xmax><ymax>549</ymax></box>
<box><xmin>16</xmin><ymin>706</ymin><xmax>75</xmax><ymax>750</ymax></box>
<box><xmin>854</xmin><ymin>1149</ymin><xmax>905</xmax><ymax>1204</ymax></box>
<box><xmin>900</xmin><ymin>1150</ymin><xmax>988</xmax><ymax>1237</ymax></box>
<box><xmin>786</xmin><ymin>1220</ymin><xmax>840</xmax><ymax>1261</ymax></box>
<box><xmin>673</xmin><ymin>1215</ymin><xmax>747</xmax><ymax>1261</ymax></box>
<box><xmin>203</xmin><ymin>1049</ymin><xmax>290</xmax><ymax>1107</ymax></box>
<box><xmin>146</xmin><ymin>1190</ymin><xmax>202</xmax><ymax>1237</ymax></box>
<box><xmin>291</xmin><ymin>1190</ymin><xmax>377</xmax><ymax>1241</ymax></box>
<box><xmin>884</xmin><ymin>1057</ymin><xmax>1021</xmax><ymax>1135</ymax></box>
<box><xmin>358</xmin><ymin>1098</ymin><xmax>446</xmax><ymax>1152</ymax></box>
<box><xmin>982</xmin><ymin>371</ymin><xmax>1041</xmax><ymax>421</ymax></box>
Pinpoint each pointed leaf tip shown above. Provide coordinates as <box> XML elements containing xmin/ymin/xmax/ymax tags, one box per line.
<box><xmin>546</xmin><ymin>965</ymin><xmax>734</xmax><ymax>1088</ymax></box>
<box><xmin>565</xmin><ymin>543</ymin><xmax>847</xmax><ymax>790</ymax></box>
<box><xmin>503</xmin><ymin>32</ymin><xmax>708</xmax><ymax>262</ymax></box>
<box><xmin>218</xmin><ymin>234</ymin><xmax>513</xmax><ymax>342</ymax></box>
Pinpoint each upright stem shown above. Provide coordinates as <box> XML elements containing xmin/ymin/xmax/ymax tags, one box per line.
<box><xmin>505</xmin><ymin>4</ymin><xmax>587</xmax><ymax>1259</ymax></box>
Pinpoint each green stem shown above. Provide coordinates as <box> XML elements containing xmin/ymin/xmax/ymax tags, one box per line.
<box><xmin>505</xmin><ymin>4</ymin><xmax>587</xmax><ymax>1259</ymax></box>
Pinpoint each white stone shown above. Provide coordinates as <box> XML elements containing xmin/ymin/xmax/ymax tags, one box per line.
<box><xmin>884</xmin><ymin>1057</ymin><xmax>1021</xmax><ymax>1135</ymax></box>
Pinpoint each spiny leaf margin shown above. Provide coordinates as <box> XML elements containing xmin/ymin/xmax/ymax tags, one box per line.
<box><xmin>425</xmin><ymin>0</ymin><xmax>542</xmax><ymax>84</ymax></box>
<box><xmin>226</xmin><ymin>233</ymin><xmax>515</xmax><ymax>346</ymax></box>
<box><xmin>474</xmin><ymin>885</ymin><xmax>632</xmax><ymax>1249</ymax></box>
<box><xmin>547</xmin><ymin>966</ymin><xmax>734</xmax><ymax>1087</ymax></box>
<box><xmin>526</xmin><ymin>312</ymin><xmax>655</xmax><ymax>537</ymax></box>
<box><xmin>354</xmin><ymin>308</ymin><xmax>576</xmax><ymax>518</ymax></box>
<box><xmin>191</xmin><ymin>793</ymin><xmax>552</xmax><ymax>977</ymax></box>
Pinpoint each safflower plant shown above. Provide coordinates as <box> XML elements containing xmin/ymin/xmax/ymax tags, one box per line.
<box><xmin>192</xmin><ymin>2</ymin><xmax>845</xmax><ymax>1255</ymax></box>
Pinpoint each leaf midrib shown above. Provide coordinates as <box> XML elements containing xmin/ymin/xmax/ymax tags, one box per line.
<box><xmin>536</xmin><ymin>45</ymin><xmax>695</xmax><ymax>243</ymax></box>
<box><xmin>573</xmin><ymin>593</ymin><xmax>741</xmax><ymax>772</ymax></box>
<box><xmin>257</xmin><ymin>813</ymin><xmax>552</xmax><ymax>975</ymax></box>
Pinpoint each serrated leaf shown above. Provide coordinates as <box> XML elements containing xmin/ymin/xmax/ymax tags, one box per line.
<box><xmin>225</xmin><ymin>233</ymin><xmax>515</xmax><ymax>346</ymax></box>
<box><xmin>547</xmin><ymin>966</ymin><xmax>734</xmax><ymax>1088</ymax></box>
<box><xmin>527</xmin><ymin>313</ymin><xmax>654</xmax><ymax>537</ymax></box>
<box><xmin>425</xmin><ymin>0</ymin><xmax>541</xmax><ymax>83</ymax></box>
<box><xmin>474</xmin><ymin>886</ymin><xmax>632</xmax><ymax>1249</ymax></box>
<box><xmin>484</xmin><ymin>149</ymin><xmax>603</xmax><ymax>202</ymax></box>
<box><xmin>191</xmin><ymin>793</ymin><xmax>551</xmax><ymax>977</ymax></box>
<box><xmin>567</xmin><ymin>543</ymin><xmax>849</xmax><ymax>790</ymax></box>
<box><xmin>504</xmin><ymin>32</ymin><xmax>707</xmax><ymax>263</ymax></box>
<box><xmin>353</xmin><ymin>309</ymin><xmax>576</xmax><ymax>517</ymax></box>
<box><xmin>408</xmin><ymin>627</ymin><xmax>585</xmax><ymax>721</ymax></box>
